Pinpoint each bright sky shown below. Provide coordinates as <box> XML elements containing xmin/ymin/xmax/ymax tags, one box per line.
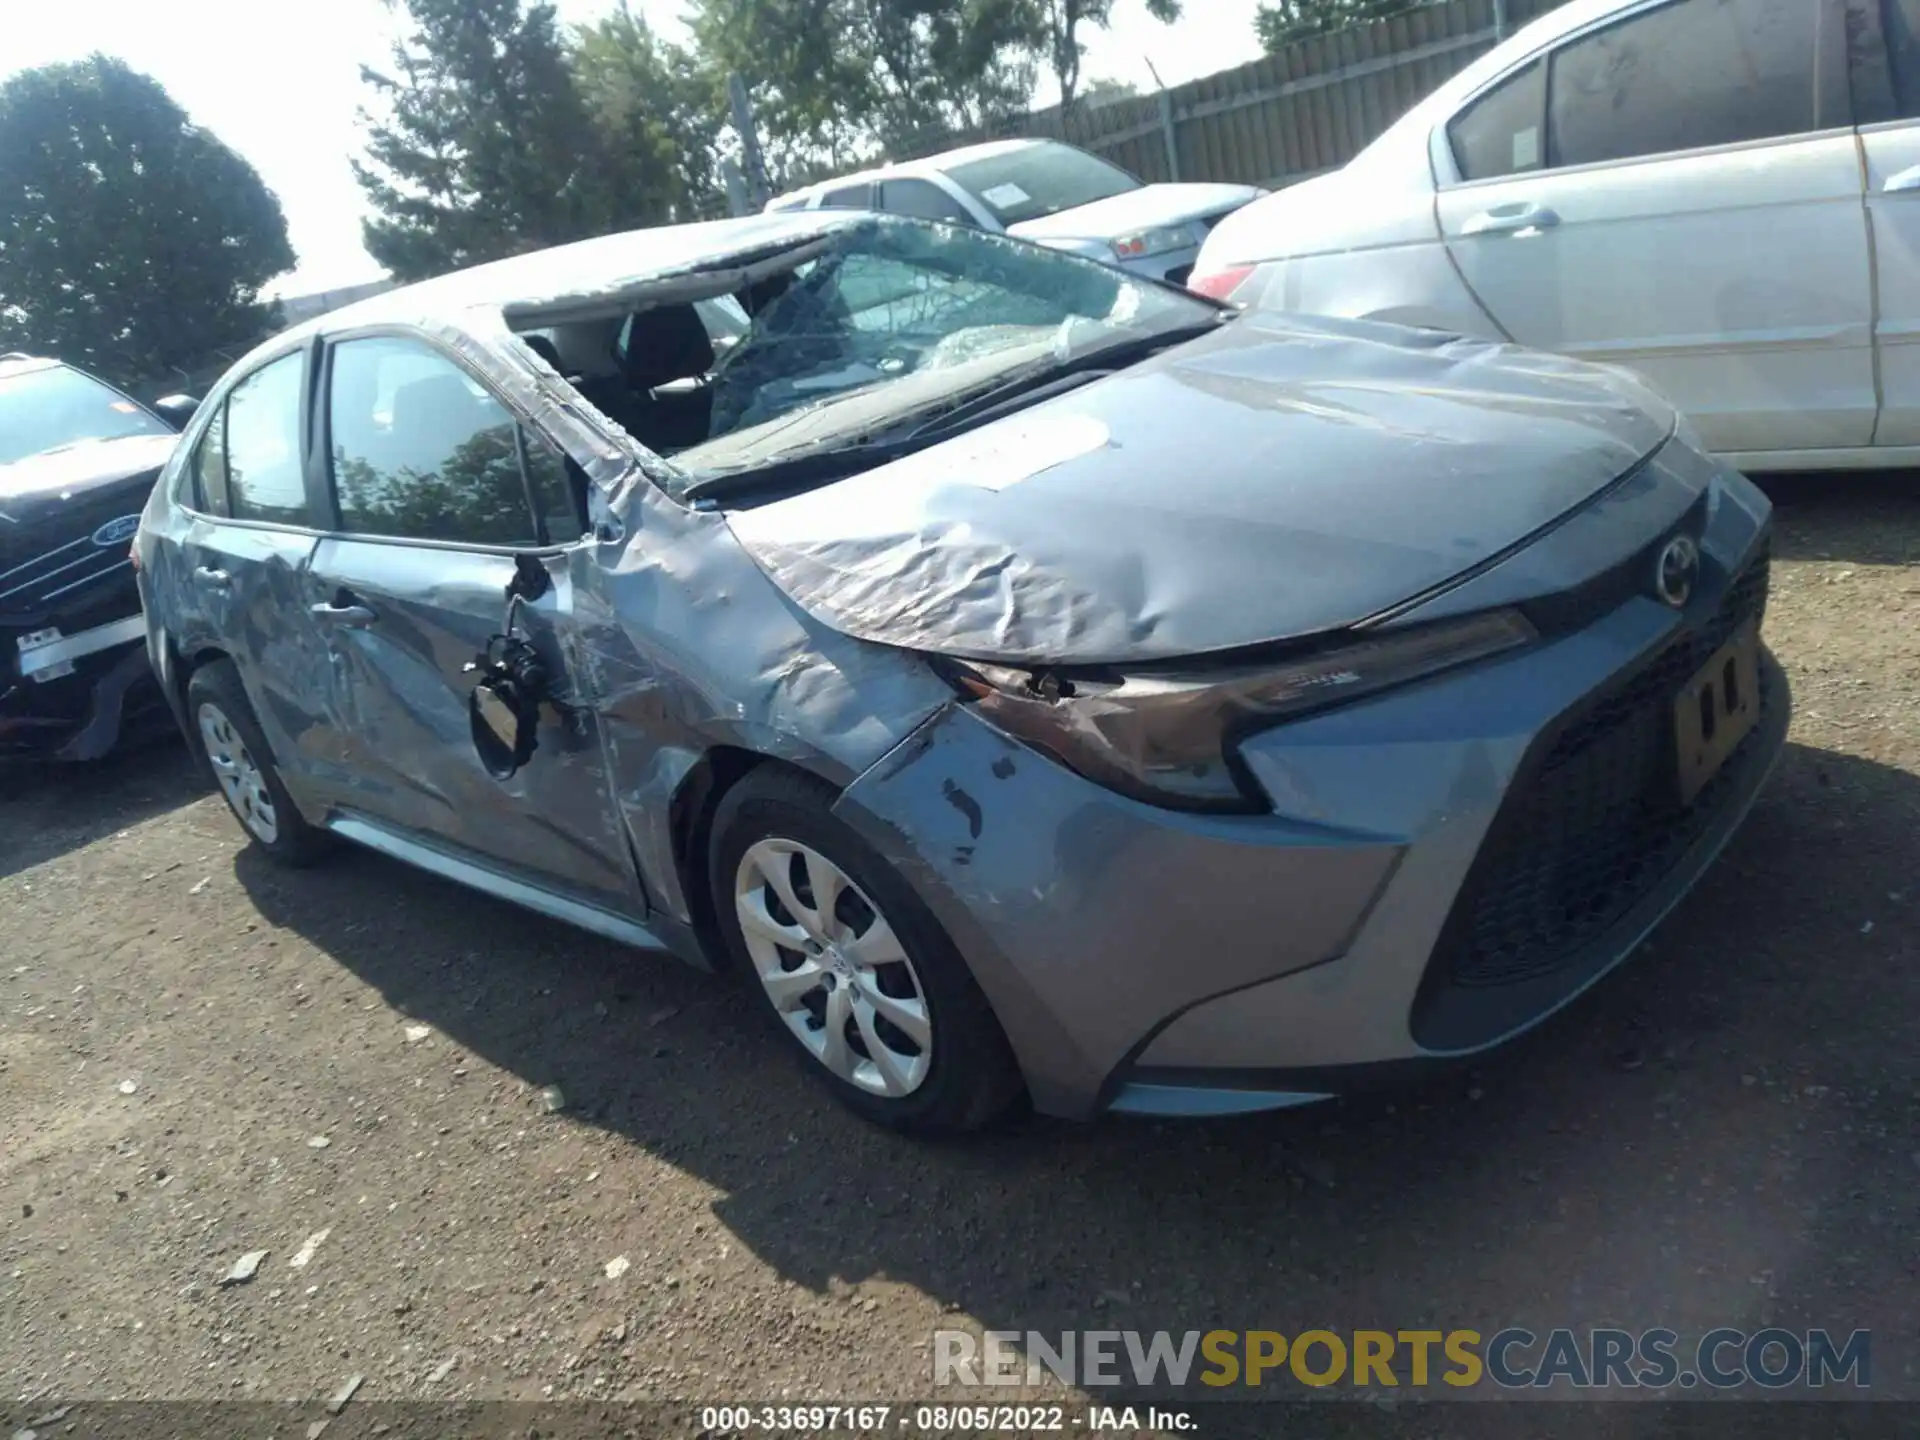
<box><xmin>6</xmin><ymin>0</ymin><xmax>1265</xmax><ymax>297</ymax></box>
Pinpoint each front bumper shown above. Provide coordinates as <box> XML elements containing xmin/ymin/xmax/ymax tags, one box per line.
<box><xmin>835</xmin><ymin>479</ymin><xmax>1786</xmax><ymax>1121</ymax></box>
<box><xmin>2</xmin><ymin>615</ymin><xmax>160</xmax><ymax>760</ymax></box>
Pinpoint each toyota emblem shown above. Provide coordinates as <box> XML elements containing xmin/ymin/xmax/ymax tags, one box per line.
<box><xmin>1654</xmin><ymin>535</ymin><xmax>1700</xmax><ymax>609</ymax></box>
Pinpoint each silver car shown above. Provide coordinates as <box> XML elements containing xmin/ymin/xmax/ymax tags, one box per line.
<box><xmin>136</xmin><ymin>213</ymin><xmax>1788</xmax><ymax>1133</ymax></box>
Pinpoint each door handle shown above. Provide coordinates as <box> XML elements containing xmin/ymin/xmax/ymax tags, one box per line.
<box><xmin>310</xmin><ymin>600</ymin><xmax>377</xmax><ymax>628</ymax></box>
<box><xmin>193</xmin><ymin>565</ymin><xmax>231</xmax><ymax>590</ymax></box>
<box><xmin>1462</xmin><ymin>203</ymin><xmax>1561</xmax><ymax>236</ymax></box>
<box><xmin>1884</xmin><ymin>164</ymin><xmax>1920</xmax><ymax>195</ymax></box>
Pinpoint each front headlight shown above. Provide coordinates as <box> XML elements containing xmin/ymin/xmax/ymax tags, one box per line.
<box><xmin>936</xmin><ymin>610</ymin><xmax>1537</xmax><ymax>811</ymax></box>
<box><xmin>1111</xmin><ymin>224</ymin><xmax>1200</xmax><ymax>261</ymax></box>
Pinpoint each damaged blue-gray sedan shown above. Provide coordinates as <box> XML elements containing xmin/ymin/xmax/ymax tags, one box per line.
<box><xmin>135</xmin><ymin>213</ymin><xmax>1787</xmax><ymax>1132</ymax></box>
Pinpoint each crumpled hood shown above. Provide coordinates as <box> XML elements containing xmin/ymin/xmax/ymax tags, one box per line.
<box><xmin>0</xmin><ymin>431</ymin><xmax>177</xmax><ymax>527</ymax></box>
<box><xmin>1007</xmin><ymin>183</ymin><xmax>1263</xmax><ymax>243</ymax></box>
<box><xmin>723</xmin><ymin>311</ymin><xmax>1676</xmax><ymax>665</ymax></box>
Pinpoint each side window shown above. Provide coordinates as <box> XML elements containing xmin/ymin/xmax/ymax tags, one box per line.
<box><xmin>878</xmin><ymin>179</ymin><xmax>975</xmax><ymax>225</ymax></box>
<box><xmin>327</xmin><ymin>336</ymin><xmax>540</xmax><ymax>547</ymax></box>
<box><xmin>224</xmin><ymin>352</ymin><xmax>311</xmax><ymax>526</ymax></box>
<box><xmin>820</xmin><ymin>183</ymin><xmax>872</xmax><ymax>209</ymax></box>
<box><xmin>181</xmin><ymin>402</ymin><xmax>228</xmax><ymax>511</ymax></box>
<box><xmin>1448</xmin><ymin>61</ymin><xmax>1547</xmax><ymax>181</ymax></box>
<box><xmin>521</xmin><ymin>428</ymin><xmax>583</xmax><ymax>541</ymax></box>
<box><xmin>1548</xmin><ymin>0</ymin><xmax>1821</xmax><ymax>169</ymax></box>
<box><xmin>1882</xmin><ymin>0</ymin><xmax>1920</xmax><ymax>119</ymax></box>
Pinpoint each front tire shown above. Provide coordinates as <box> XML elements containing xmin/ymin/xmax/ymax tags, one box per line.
<box><xmin>709</xmin><ymin>767</ymin><xmax>1021</xmax><ymax>1134</ymax></box>
<box><xmin>186</xmin><ymin>659</ymin><xmax>331</xmax><ymax>866</ymax></box>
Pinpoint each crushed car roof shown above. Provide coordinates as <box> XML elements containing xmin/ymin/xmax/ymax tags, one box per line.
<box><xmin>293</xmin><ymin>211</ymin><xmax>865</xmax><ymax>342</ymax></box>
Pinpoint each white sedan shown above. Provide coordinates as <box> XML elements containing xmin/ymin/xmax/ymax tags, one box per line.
<box><xmin>1191</xmin><ymin>0</ymin><xmax>1920</xmax><ymax>473</ymax></box>
<box><xmin>768</xmin><ymin>139</ymin><xmax>1262</xmax><ymax>286</ymax></box>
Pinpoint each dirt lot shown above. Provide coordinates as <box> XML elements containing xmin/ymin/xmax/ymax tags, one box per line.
<box><xmin>2</xmin><ymin>475</ymin><xmax>1918</xmax><ymax>1429</ymax></box>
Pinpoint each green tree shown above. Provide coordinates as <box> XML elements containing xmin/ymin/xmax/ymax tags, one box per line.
<box><xmin>572</xmin><ymin>4</ymin><xmax>723</xmax><ymax>223</ymax></box>
<box><xmin>354</xmin><ymin>0</ymin><xmax>614</xmax><ymax>282</ymax></box>
<box><xmin>688</xmin><ymin>0</ymin><xmax>1040</xmax><ymax>179</ymax></box>
<box><xmin>1255</xmin><ymin>0</ymin><xmax>1422</xmax><ymax>50</ymax></box>
<box><xmin>1036</xmin><ymin>0</ymin><xmax>1179</xmax><ymax>110</ymax></box>
<box><xmin>1078</xmin><ymin>75</ymin><xmax>1141</xmax><ymax>108</ymax></box>
<box><xmin>0</xmin><ymin>56</ymin><xmax>293</xmax><ymax>385</ymax></box>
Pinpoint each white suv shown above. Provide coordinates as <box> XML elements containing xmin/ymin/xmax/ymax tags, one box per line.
<box><xmin>1192</xmin><ymin>0</ymin><xmax>1920</xmax><ymax>473</ymax></box>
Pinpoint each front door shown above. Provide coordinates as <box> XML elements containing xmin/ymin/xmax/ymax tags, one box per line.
<box><xmin>1434</xmin><ymin>0</ymin><xmax>1872</xmax><ymax>457</ymax></box>
<box><xmin>304</xmin><ymin>332</ymin><xmax>643</xmax><ymax>919</ymax></box>
<box><xmin>1854</xmin><ymin>0</ymin><xmax>1920</xmax><ymax>444</ymax></box>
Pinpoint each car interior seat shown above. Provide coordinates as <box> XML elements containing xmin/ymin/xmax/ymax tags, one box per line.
<box><xmin>519</xmin><ymin>332</ymin><xmax>569</xmax><ymax>377</ymax></box>
<box><xmin>615</xmin><ymin>303</ymin><xmax>718</xmax><ymax>453</ymax></box>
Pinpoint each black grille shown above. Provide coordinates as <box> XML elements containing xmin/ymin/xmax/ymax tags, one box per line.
<box><xmin>0</xmin><ymin>496</ymin><xmax>145</xmax><ymax>628</ymax></box>
<box><xmin>1439</xmin><ymin>549</ymin><xmax>1772</xmax><ymax>988</ymax></box>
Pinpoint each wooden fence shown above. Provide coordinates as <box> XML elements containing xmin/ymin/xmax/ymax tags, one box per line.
<box><xmin>893</xmin><ymin>0</ymin><xmax>1567</xmax><ymax>190</ymax></box>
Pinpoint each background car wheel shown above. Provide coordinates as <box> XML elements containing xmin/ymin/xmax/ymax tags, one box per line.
<box><xmin>185</xmin><ymin>660</ymin><xmax>331</xmax><ymax>867</ymax></box>
<box><xmin>709</xmin><ymin>767</ymin><xmax>1022</xmax><ymax>1135</ymax></box>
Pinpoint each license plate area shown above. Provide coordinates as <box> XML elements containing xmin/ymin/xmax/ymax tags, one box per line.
<box><xmin>16</xmin><ymin>627</ymin><xmax>75</xmax><ymax>683</ymax></box>
<box><xmin>1674</xmin><ymin>624</ymin><xmax>1760</xmax><ymax>805</ymax></box>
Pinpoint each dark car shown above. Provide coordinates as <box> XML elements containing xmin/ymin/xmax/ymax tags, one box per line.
<box><xmin>1</xmin><ymin>353</ymin><xmax>196</xmax><ymax>760</ymax></box>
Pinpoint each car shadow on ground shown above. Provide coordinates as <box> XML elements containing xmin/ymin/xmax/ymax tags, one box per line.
<box><xmin>1753</xmin><ymin>470</ymin><xmax>1920</xmax><ymax>565</ymax></box>
<box><xmin>230</xmin><ymin>733</ymin><xmax>1919</xmax><ymax>1409</ymax></box>
<box><xmin>0</xmin><ymin>733</ymin><xmax>207</xmax><ymax>881</ymax></box>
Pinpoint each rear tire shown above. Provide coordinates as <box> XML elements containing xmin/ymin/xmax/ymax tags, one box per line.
<box><xmin>185</xmin><ymin>659</ymin><xmax>331</xmax><ymax>867</ymax></box>
<box><xmin>709</xmin><ymin>767</ymin><xmax>1022</xmax><ymax>1135</ymax></box>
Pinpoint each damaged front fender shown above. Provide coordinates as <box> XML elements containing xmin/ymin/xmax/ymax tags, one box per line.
<box><xmin>568</xmin><ymin>476</ymin><xmax>955</xmax><ymax>927</ymax></box>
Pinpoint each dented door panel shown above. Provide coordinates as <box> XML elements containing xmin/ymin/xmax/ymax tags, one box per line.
<box><xmin>306</xmin><ymin>535</ymin><xmax>644</xmax><ymax>918</ymax></box>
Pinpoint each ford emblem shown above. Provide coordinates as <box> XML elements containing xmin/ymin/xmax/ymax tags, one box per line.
<box><xmin>92</xmin><ymin>514</ymin><xmax>141</xmax><ymax>548</ymax></box>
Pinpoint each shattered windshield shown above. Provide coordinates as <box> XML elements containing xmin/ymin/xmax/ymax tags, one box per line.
<box><xmin>0</xmin><ymin>364</ymin><xmax>170</xmax><ymax>466</ymax></box>
<box><xmin>671</xmin><ymin>218</ymin><xmax>1215</xmax><ymax>492</ymax></box>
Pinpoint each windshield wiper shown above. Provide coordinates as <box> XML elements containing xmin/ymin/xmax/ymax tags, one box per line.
<box><xmin>898</xmin><ymin>314</ymin><xmax>1231</xmax><ymax>443</ymax></box>
<box><xmin>682</xmin><ymin>437</ymin><xmax>919</xmax><ymax>502</ymax></box>
<box><xmin>683</xmin><ymin>313</ymin><xmax>1232</xmax><ymax>504</ymax></box>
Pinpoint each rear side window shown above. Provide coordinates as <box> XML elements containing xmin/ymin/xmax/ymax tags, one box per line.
<box><xmin>878</xmin><ymin>179</ymin><xmax>975</xmax><ymax>225</ymax></box>
<box><xmin>1547</xmin><ymin>0</ymin><xmax>1821</xmax><ymax>168</ymax></box>
<box><xmin>821</xmin><ymin>184</ymin><xmax>872</xmax><ymax>209</ymax></box>
<box><xmin>327</xmin><ymin>336</ymin><xmax>545</xmax><ymax>547</ymax></box>
<box><xmin>224</xmin><ymin>352</ymin><xmax>311</xmax><ymax>526</ymax></box>
<box><xmin>1448</xmin><ymin>61</ymin><xmax>1547</xmax><ymax>181</ymax></box>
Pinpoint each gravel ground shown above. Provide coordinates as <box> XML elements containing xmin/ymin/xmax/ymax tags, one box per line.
<box><xmin>2</xmin><ymin>474</ymin><xmax>1917</xmax><ymax>1429</ymax></box>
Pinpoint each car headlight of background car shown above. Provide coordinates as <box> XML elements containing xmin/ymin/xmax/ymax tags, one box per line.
<box><xmin>936</xmin><ymin>610</ymin><xmax>1537</xmax><ymax>811</ymax></box>
<box><xmin>1110</xmin><ymin>223</ymin><xmax>1203</xmax><ymax>261</ymax></box>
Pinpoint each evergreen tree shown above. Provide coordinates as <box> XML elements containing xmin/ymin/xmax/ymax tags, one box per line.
<box><xmin>353</xmin><ymin>0</ymin><xmax>612</xmax><ymax>281</ymax></box>
<box><xmin>0</xmin><ymin>56</ymin><xmax>293</xmax><ymax>383</ymax></box>
<box><xmin>572</xmin><ymin>4</ymin><xmax>724</xmax><ymax>224</ymax></box>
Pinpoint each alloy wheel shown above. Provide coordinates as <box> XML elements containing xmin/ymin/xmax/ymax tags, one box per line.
<box><xmin>733</xmin><ymin>837</ymin><xmax>933</xmax><ymax>1098</ymax></box>
<box><xmin>196</xmin><ymin>701</ymin><xmax>279</xmax><ymax>844</ymax></box>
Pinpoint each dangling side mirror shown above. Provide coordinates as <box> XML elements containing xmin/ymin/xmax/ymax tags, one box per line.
<box><xmin>466</xmin><ymin>633</ymin><xmax>547</xmax><ymax>780</ymax></box>
<box><xmin>465</xmin><ymin>555</ymin><xmax>557</xmax><ymax>781</ymax></box>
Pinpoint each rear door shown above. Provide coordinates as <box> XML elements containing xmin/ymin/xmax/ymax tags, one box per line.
<box><xmin>1434</xmin><ymin>0</ymin><xmax>1872</xmax><ymax>456</ymax></box>
<box><xmin>178</xmin><ymin>344</ymin><xmax>357</xmax><ymax>800</ymax></box>
<box><xmin>304</xmin><ymin>330</ymin><xmax>644</xmax><ymax>918</ymax></box>
<box><xmin>1852</xmin><ymin>0</ymin><xmax>1920</xmax><ymax>443</ymax></box>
